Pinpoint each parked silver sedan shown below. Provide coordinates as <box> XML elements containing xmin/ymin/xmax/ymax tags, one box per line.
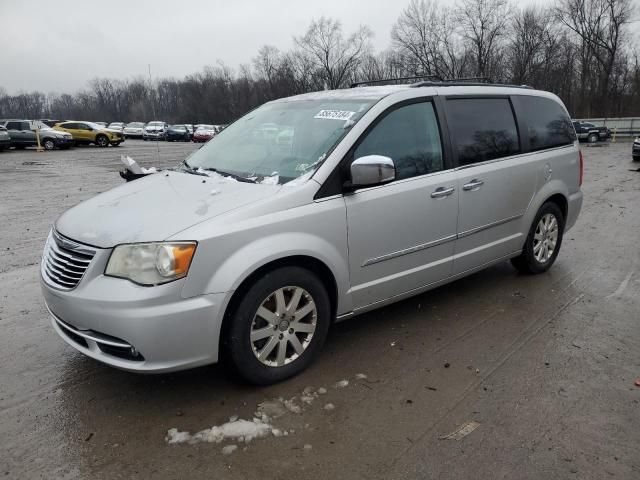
<box><xmin>41</xmin><ymin>83</ymin><xmax>582</xmax><ymax>384</ymax></box>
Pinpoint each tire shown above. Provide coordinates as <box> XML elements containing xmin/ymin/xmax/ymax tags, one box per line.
<box><xmin>43</xmin><ymin>139</ymin><xmax>56</xmax><ymax>151</ymax></box>
<box><xmin>226</xmin><ymin>266</ymin><xmax>331</xmax><ymax>385</ymax></box>
<box><xmin>143</xmin><ymin>137</ymin><xmax>148</xmax><ymax>141</ymax></box>
<box><xmin>587</xmin><ymin>133</ymin><xmax>598</xmax><ymax>143</ymax></box>
<box><xmin>633</xmin><ymin>155</ymin><xmax>640</xmax><ymax>162</ymax></box>
<box><xmin>511</xmin><ymin>202</ymin><xmax>565</xmax><ymax>274</ymax></box>
<box><xmin>96</xmin><ymin>135</ymin><xmax>109</xmax><ymax>147</ymax></box>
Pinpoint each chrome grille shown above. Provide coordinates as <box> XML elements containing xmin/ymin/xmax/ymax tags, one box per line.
<box><xmin>41</xmin><ymin>230</ymin><xmax>96</xmax><ymax>290</ymax></box>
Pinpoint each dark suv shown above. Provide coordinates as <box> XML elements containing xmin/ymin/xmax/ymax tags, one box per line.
<box><xmin>572</xmin><ymin>121</ymin><xmax>611</xmax><ymax>143</ymax></box>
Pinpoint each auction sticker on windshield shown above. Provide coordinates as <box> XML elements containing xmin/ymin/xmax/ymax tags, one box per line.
<box><xmin>314</xmin><ymin>110</ymin><xmax>355</xmax><ymax>120</ymax></box>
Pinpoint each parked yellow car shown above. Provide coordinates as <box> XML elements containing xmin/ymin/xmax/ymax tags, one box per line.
<box><xmin>53</xmin><ymin>121</ymin><xmax>125</xmax><ymax>147</ymax></box>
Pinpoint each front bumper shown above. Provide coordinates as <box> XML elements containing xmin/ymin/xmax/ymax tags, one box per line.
<box><xmin>124</xmin><ymin>131</ymin><xmax>143</xmax><ymax>138</ymax></box>
<box><xmin>41</xmin><ymin>244</ymin><xmax>227</xmax><ymax>372</ymax></box>
<box><xmin>53</xmin><ymin>136</ymin><xmax>74</xmax><ymax>147</ymax></box>
<box><xmin>632</xmin><ymin>143</ymin><xmax>640</xmax><ymax>157</ymax></box>
<box><xmin>143</xmin><ymin>132</ymin><xmax>165</xmax><ymax>139</ymax></box>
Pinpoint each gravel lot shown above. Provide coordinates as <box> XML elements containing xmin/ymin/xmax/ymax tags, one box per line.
<box><xmin>1</xmin><ymin>140</ymin><xmax>639</xmax><ymax>479</ymax></box>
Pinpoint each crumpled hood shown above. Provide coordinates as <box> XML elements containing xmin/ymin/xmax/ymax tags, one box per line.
<box><xmin>55</xmin><ymin>171</ymin><xmax>281</xmax><ymax>248</ymax></box>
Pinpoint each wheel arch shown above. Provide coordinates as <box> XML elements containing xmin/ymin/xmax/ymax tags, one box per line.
<box><xmin>218</xmin><ymin>254</ymin><xmax>340</xmax><ymax>354</ymax></box>
<box><xmin>545</xmin><ymin>193</ymin><xmax>568</xmax><ymax>221</ymax></box>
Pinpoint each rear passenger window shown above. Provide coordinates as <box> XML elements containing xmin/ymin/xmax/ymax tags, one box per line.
<box><xmin>519</xmin><ymin>96</ymin><xmax>577</xmax><ymax>150</ymax></box>
<box><xmin>446</xmin><ymin>98</ymin><xmax>520</xmax><ymax>165</ymax></box>
<box><xmin>354</xmin><ymin>101</ymin><xmax>443</xmax><ymax>180</ymax></box>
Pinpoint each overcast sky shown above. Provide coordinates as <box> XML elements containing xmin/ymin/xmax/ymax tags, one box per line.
<box><xmin>0</xmin><ymin>0</ymin><xmax>425</xmax><ymax>95</ymax></box>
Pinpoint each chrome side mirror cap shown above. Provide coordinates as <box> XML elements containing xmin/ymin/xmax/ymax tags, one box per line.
<box><xmin>350</xmin><ymin>155</ymin><xmax>395</xmax><ymax>188</ymax></box>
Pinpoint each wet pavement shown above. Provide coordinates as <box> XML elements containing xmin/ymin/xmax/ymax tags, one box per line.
<box><xmin>1</xmin><ymin>141</ymin><xmax>639</xmax><ymax>479</ymax></box>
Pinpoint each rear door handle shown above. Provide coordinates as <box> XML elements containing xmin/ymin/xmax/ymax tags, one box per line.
<box><xmin>462</xmin><ymin>179</ymin><xmax>484</xmax><ymax>191</ymax></box>
<box><xmin>431</xmin><ymin>186</ymin><xmax>455</xmax><ymax>198</ymax></box>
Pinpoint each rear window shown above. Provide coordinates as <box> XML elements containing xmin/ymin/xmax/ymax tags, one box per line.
<box><xmin>446</xmin><ymin>98</ymin><xmax>520</xmax><ymax>165</ymax></box>
<box><xmin>519</xmin><ymin>96</ymin><xmax>576</xmax><ymax>150</ymax></box>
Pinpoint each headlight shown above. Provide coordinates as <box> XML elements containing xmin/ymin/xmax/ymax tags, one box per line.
<box><xmin>105</xmin><ymin>242</ymin><xmax>196</xmax><ymax>285</ymax></box>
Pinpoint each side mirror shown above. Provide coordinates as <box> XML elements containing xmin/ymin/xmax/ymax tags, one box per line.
<box><xmin>350</xmin><ymin>155</ymin><xmax>395</xmax><ymax>188</ymax></box>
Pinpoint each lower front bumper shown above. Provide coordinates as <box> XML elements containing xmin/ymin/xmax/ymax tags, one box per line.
<box><xmin>42</xmin><ymin>277</ymin><xmax>228</xmax><ymax>373</ymax></box>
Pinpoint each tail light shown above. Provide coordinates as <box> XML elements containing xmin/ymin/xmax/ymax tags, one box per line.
<box><xmin>578</xmin><ymin>150</ymin><xmax>584</xmax><ymax>186</ymax></box>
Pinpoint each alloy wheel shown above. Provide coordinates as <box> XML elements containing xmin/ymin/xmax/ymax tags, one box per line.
<box><xmin>533</xmin><ymin>213</ymin><xmax>558</xmax><ymax>263</ymax></box>
<box><xmin>250</xmin><ymin>286</ymin><xmax>317</xmax><ymax>367</ymax></box>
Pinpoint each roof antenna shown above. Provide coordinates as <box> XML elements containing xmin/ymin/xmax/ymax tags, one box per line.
<box><xmin>148</xmin><ymin>63</ymin><xmax>160</xmax><ymax>163</ymax></box>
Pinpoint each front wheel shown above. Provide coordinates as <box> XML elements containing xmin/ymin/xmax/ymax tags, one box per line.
<box><xmin>587</xmin><ymin>133</ymin><xmax>598</xmax><ymax>143</ymax></box>
<box><xmin>43</xmin><ymin>139</ymin><xmax>56</xmax><ymax>151</ymax></box>
<box><xmin>226</xmin><ymin>266</ymin><xmax>331</xmax><ymax>385</ymax></box>
<box><xmin>511</xmin><ymin>202</ymin><xmax>565</xmax><ymax>274</ymax></box>
<box><xmin>96</xmin><ymin>135</ymin><xmax>109</xmax><ymax>147</ymax></box>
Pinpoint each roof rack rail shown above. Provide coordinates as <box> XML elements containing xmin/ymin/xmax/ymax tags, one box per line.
<box><xmin>410</xmin><ymin>79</ymin><xmax>533</xmax><ymax>89</ymax></box>
<box><xmin>350</xmin><ymin>75</ymin><xmax>443</xmax><ymax>88</ymax></box>
<box><xmin>448</xmin><ymin>76</ymin><xmax>494</xmax><ymax>83</ymax></box>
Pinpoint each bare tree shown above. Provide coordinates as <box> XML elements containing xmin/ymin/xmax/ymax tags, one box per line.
<box><xmin>391</xmin><ymin>0</ymin><xmax>468</xmax><ymax>79</ymax></box>
<box><xmin>294</xmin><ymin>17</ymin><xmax>373</xmax><ymax>89</ymax></box>
<box><xmin>456</xmin><ymin>0</ymin><xmax>510</xmax><ymax>78</ymax></box>
<box><xmin>555</xmin><ymin>0</ymin><xmax>634</xmax><ymax>115</ymax></box>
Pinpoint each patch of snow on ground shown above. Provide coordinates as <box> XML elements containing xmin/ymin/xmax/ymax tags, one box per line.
<box><xmin>284</xmin><ymin>397</ymin><xmax>302</xmax><ymax>414</ymax></box>
<box><xmin>317</xmin><ymin>387</ymin><xmax>327</xmax><ymax>394</ymax></box>
<box><xmin>221</xmin><ymin>445</ymin><xmax>238</xmax><ymax>455</ymax></box>
<box><xmin>166</xmin><ymin>418</ymin><xmax>273</xmax><ymax>445</ymax></box>
<box><xmin>334</xmin><ymin>379</ymin><xmax>349</xmax><ymax>388</ymax></box>
<box><xmin>323</xmin><ymin>403</ymin><xmax>335</xmax><ymax>411</ymax></box>
<box><xmin>303</xmin><ymin>444</ymin><xmax>313</xmax><ymax>450</ymax></box>
<box><xmin>355</xmin><ymin>373</ymin><xmax>368</xmax><ymax>380</ymax></box>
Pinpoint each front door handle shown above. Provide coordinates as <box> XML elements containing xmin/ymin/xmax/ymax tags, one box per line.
<box><xmin>463</xmin><ymin>179</ymin><xmax>484</xmax><ymax>191</ymax></box>
<box><xmin>431</xmin><ymin>186</ymin><xmax>455</xmax><ymax>198</ymax></box>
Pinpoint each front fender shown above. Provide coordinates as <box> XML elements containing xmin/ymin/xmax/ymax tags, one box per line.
<box><xmin>201</xmin><ymin>233</ymin><xmax>351</xmax><ymax>313</ymax></box>
<box><xmin>179</xmin><ymin>195</ymin><xmax>351</xmax><ymax>314</ymax></box>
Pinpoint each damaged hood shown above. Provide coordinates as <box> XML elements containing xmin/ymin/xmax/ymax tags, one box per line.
<box><xmin>55</xmin><ymin>171</ymin><xmax>281</xmax><ymax>248</ymax></box>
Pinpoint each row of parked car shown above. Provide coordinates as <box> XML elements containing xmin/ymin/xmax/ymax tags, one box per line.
<box><xmin>99</xmin><ymin>121</ymin><xmax>225</xmax><ymax>142</ymax></box>
<box><xmin>0</xmin><ymin>119</ymin><xmax>226</xmax><ymax>151</ymax></box>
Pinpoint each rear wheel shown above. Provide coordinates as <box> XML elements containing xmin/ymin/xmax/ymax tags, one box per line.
<box><xmin>226</xmin><ymin>266</ymin><xmax>331</xmax><ymax>385</ymax></box>
<box><xmin>511</xmin><ymin>202</ymin><xmax>565</xmax><ymax>274</ymax></box>
<box><xmin>96</xmin><ymin>135</ymin><xmax>109</xmax><ymax>147</ymax></box>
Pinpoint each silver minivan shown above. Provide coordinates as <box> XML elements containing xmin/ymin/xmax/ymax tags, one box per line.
<box><xmin>41</xmin><ymin>82</ymin><xmax>583</xmax><ymax>384</ymax></box>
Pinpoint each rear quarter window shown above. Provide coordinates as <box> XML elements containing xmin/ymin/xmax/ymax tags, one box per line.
<box><xmin>518</xmin><ymin>96</ymin><xmax>576</xmax><ymax>150</ymax></box>
<box><xmin>446</xmin><ymin>98</ymin><xmax>520</xmax><ymax>166</ymax></box>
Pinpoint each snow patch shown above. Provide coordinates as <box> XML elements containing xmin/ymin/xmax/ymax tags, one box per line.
<box><xmin>355</xmin><ymin>373</ymin><xmax>368</xmax><ymax>380</ymax></box>
<box><xmin>166</xmin><ymin>418</ymin><xmax>273</xmax><ymax>445</ymax></box>
<box><xmin>334</xmin><ymin>379</ymin><xmax>349</xmax><ymax>389</ymax></box>
<box><xmin>317</xmin><ymin>387</ymin><xmax>327</xmax><ymax>395</ymax></box>
<box><xmin>259</xmin><ymin>172</ymin><xmax>280</xmax><ymax>185</ymax></box>
<box><xmin>221</xmin><ymin>444</ymin><xmax>238</xmax><ymax>455</ymax></box>
<box><xmin>323</xmin><ymin>403</ymin><xmax>335</xmax><ymax>411</ymax></box>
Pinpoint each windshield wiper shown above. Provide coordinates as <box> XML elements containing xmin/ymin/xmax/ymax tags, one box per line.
<box><xmin>179</xmin><ymin>160</ymin><xmax>208</xmax><ymax>176</ymax></box>
<box><xmin>201</xmin><ymin>167</ymin><xmax>257</xmax><ymax>183</ymax></box>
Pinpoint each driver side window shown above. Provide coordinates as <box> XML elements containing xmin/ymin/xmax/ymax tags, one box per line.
<box><xmin>353</xmin><ymin>101</ymin><xmax>443</xmax><ymax>181</ymax></box>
